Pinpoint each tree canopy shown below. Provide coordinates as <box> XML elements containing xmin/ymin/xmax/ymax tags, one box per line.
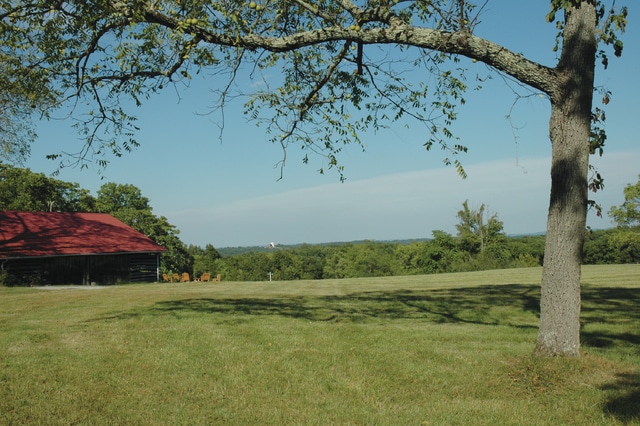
<box><xmin>0</xmin><ymin>1</ymin><xmax>629</xmax><ymax>356</ymax></box>
<box><xmin>0</xmin><ymin>163</ymin><xmax>94</xmax><ymax>211</ymax></box>
<box><xmin>0</xmin><ymin>1</ymin><xmax>623</xmax><ymax>174</ymax></box>
<box><xmin>94</xmin><ymin>182</ymin><xmax>192</xmax><ymax>273</ymax></box>
<box><xmin>0</xmin><ymin>40</ymin><xmax>55</xmax><ymax>165</ymax></box>
<box><xmin>609</xmin><ymin>175</ymin><xmax>640</xmax><ymax>228</ymax></box>
<box><xmin>455</xmin><ymin>200</ymin><xmax>505</xmax><ymax>255</ymax></box>
<box><xmin>605</xmin><ymin>175</ymin><xmax>640</xmax><ymax>264</ymax></box>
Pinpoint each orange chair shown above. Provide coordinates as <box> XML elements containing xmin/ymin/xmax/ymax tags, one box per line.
<box><xmin>162</xmin><ymin>273</ymin><xmax>171</xmax><ymax>282</ymax></box>
<box><xmin>181</xmin><ymin>272</ymin><xmax>190</xmax><ymax>282</ymax></box>
<box><xmin>201</xmin><ymin>273</ymin><xmax>211</xmax><ymax>282</ymax></box>
<box><xmin>173</xmin><ymin>273</ymin><xmax>180</xmax><ymax>282</ymax></box>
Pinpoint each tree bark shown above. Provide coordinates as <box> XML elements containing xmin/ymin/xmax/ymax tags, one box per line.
<box><xmin>535</xmin><ymin>3</ymin><xmax>597</xmax><ymax>357</ymax></box>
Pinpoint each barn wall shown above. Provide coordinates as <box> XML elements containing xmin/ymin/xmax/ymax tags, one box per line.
<box><xmin>2</xmin><ymin>253</ymin><xmax>160</xmax><ymax>285</ymax></box>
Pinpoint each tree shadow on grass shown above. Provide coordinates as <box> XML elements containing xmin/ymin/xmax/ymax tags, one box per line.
<box><xmin>91</xmin><ymin>282</ymin><xmax>640</xmax><ymax>421</ymax></box>
<box><xmin>94</xmin><ymin>283</ymin><xmax>640</xmax><ymax>346</ymax></box>
<box><xmin>601</xmin><ymin>372</ymin><xmax>640</xmax><ymax>423</ymax></box>
<box><xmin>145</xmin><ymin>284</ymin><xmax>542</xmax><ymax>329</ymax></box>
<box><xmin>581</xmin><ymin>286</ymin><xmax>640</xmax><ymax>348</ymax></box>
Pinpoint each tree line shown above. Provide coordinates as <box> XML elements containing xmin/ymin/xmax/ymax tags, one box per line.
<box><xmin>2</xmin><ymin>165</ymin><xmax>638</xmax><ymax>283</ymax></box>
<box><xmin>194</xmin><ymin>235</ymin><xmax>543</xmax><ymax>282</ymax></box>
<box><xmin>190</xmin><ymin>179</ymin><xmax>640</xmax><ymax>281</ymax></box>
<box><xmin>191</xmin><ymin>229</ymin><xmax>637</xmax><ymax>283</ymax></box>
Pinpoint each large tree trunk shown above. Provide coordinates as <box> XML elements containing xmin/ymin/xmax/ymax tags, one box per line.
<box><xmin>535</xmin><ymin>3</ymin><xmax>597</xmax><ymax>357</ymax></box>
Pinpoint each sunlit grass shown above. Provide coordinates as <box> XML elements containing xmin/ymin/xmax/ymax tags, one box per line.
<box><xmin>1</xmin><ymin>265</ymin><xmax>639</xmax><ymax>425</ymax></box>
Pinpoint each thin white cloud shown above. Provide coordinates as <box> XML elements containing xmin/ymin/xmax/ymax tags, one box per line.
<box><xmin>168</xmin><ymin>150</ymin><xmax>640</xmax><ymax>247</ymax></box>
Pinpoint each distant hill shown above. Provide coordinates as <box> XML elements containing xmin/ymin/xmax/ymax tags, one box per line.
<box><xmin>218</xmin><ymin>238</ymin><xmax>434</xmax><ymax>256</ymax></box>
<box><xmin>216</xmin><ymin>233</ymin><xmax>547</xmax><ymax>256</ymax></box>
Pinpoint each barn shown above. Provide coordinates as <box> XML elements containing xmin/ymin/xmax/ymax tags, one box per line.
<box><xmin>0</xmin><ymin>211</ymin><xmax>167</xmax><ymax>285</ymax></box>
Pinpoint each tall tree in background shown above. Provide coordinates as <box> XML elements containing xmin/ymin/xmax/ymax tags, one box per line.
<box><xmin>96</xmin><ymin>182</ymin><xmax>192</xmax><ymax>273</ymax></box>
<box><xmin>609</xmin><ymin>175</ymin><xmax>640</xmax><ymax>228</ymax></box>
<box><xmin>96</xmin><ymin>183</ymin><xmax>151</xmax><ymax>213</ymax></box>
<box><xmin>607</xmin><ymin>175</ymin><xmax>640</xmax><ymax>263</ymax></box>
<box><xmin>455</xmin><ymin>200</ymin><xmax>505</xmax><ymax>256</ymax></box>
<box><xmin>0</xmin><ymin>1</ymin><xmax>628</xmax><ymax>356</ymax></box>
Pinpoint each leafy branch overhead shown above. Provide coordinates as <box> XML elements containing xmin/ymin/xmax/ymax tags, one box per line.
<box><xmin>1</xmin><ymin>1</ymin><xmax>624</xmax><ymax>177</ymax></box>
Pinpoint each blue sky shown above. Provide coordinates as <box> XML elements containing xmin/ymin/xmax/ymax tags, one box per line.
<box><xmin>25</xmin><ymin>2</ymin><xmax>640</xmax><ymax>248</ymax></box>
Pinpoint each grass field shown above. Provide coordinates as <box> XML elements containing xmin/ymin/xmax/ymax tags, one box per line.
<box><xmin>1</xmin><ymin>265</ymin><xmax>639</xmax><ymax>425</ymax></box>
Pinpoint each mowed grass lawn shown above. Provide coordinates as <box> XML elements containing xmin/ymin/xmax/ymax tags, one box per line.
<box><xmin>1</xmin><ymin>265</ymin><xmax>639</xmax><ymax>425</ymax></box>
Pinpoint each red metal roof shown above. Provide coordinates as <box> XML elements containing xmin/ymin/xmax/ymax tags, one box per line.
<box><xmin>0</xmin><ymin>211</ymin><xmax>167</xmax><ymax>259</ymax></box>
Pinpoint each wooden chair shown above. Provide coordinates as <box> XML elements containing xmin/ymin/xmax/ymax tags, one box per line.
<box><xmin>214</xmin><ymin>274</ymin><xmax>222</xmax><ymax>282</ymax></box>
<box><xmin>181</xmin><ymin>272</ymin><xmax>190</xmax><ymax>282</ymax></box>
<box><xmin>201</xmin><ymin>272</ymin><xmax>210</xmax><ymax>282</ymax></box>
<box><xmin>162</xmin><ymin>273</ymin><xmax>171</xmax><ymax>282</ymax></box>
<box><xmin>173</xmin><ymin>273</ymin><xmax>180</xmax><ymax>282</ymax></box>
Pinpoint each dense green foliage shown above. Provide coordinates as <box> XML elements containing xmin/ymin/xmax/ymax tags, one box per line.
<box><xmin>187</xmin><ymin>243</ymin><xmax>222</xmax><ymax>279</ymax></box>
<box><xmin>94</xmin><ymin>182</ymin><xmax>192</xmax><ymax>274</ymax></box>
<box><xmin>207</xmin><ymin>235</ymin><xmax>529</xmax><ymax>281</ymax></box>
<box><xmin>586</xmin><ymin>175</ymin><xmax>640</xmax><ymax>265</ymax></box>
<box><xmin>0</xmin><ymin>163</ymin><xmax>95</xmax><ymax>211</ymax></box>
<box><xmin>203</xmin><ymin>228</ymin><xmax>638</xmax><ymax>282</ymax></box>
